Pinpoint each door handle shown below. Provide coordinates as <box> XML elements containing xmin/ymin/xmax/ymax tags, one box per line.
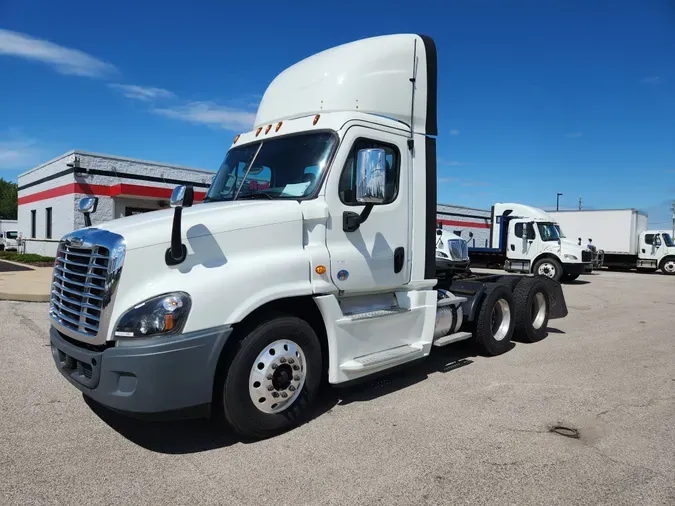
<box><xmin>394</xmin><ymin>247</ymin><xmax>404</xmax><ymax>273</ymax></box>
<box><xmin>510</xmin><ymin>244</ymin><xmax>515</xmax><ymax>251</ymax></box>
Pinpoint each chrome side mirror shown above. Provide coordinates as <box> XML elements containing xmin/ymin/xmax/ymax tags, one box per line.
<box><xmin>79</xmin><ymin>196</ymin><xmax>98</xmax><ymax>214</ymax></box>
<box><xmin>170</xmin><ymin>185</ymin><xmax>194</xmax><ymax>208</ymax></box>
<box><xmin>78</xmin><ymin>197</ymin><xmax>98</xmax><ymax>227</ymax></box>
<box><xmin>355</xmin><ymin>148</ymin><xmax>387</xmax><ymax>204</ymax></box>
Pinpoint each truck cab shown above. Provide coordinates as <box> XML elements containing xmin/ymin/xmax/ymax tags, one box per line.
<box><xmin>47</xmin><ymin>34</ymin><xmax>569</xmax><ymax>440</ymax></box>
<box><xmin>435</xmin><ymin>225</ymin><xmax>470</xmax><ymax>277</ymax></box>
<box><xmin>0</xmin><ymin>230</ymin><xmax>19</xmax><ymax>251</ymax></box>
<box><xmin>637</xmin><ymin>230</ymin><xmax>675</xmax><ymax>274</ymax></box>
<box><xmin>470</xmin><ymin>203</ymin><xmax>591</xmax><ymax>282</ymax></box>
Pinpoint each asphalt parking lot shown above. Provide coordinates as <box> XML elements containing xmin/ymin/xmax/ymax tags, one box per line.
<box><xmin>1</xmin><ymin>270</ymin><xmax>674</xmax><ymax>505</ymax></box>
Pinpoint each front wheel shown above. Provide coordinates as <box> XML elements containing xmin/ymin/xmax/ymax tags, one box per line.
<box><xmin>660</xmin><ymin>258</ymin><xmax>675</xmax><ymax>275</ymax></box>
<box><xmin>533</xmin><ymin>257</ymin><xmax>563</xmax><ymax>282</ymax></box>
<box><xmin>217</xmin><ymin>315</ymin><xmax>323</xmax><ymax>439</ymax></box>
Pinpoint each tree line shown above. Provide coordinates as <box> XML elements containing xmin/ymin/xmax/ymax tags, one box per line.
<box><xmin>0</xmin><ymin>178</ymin><xmax>18</xmax><ymax>220</ymax></box>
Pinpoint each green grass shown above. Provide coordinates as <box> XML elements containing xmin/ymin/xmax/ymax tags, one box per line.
<box><xmin>0</xmin><ymin>251</ymin><xmax>55</xmax><ymax>264</ymax></box>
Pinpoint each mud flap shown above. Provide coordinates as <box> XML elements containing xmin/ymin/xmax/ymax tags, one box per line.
<box><xmin>537</xmin><ymin>275</ymin><xmax>568</xmax><ymax>319</ymax></box>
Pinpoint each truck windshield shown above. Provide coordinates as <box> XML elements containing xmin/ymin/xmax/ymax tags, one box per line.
<box><xmin>662</xmin><ymin>233</ymin><xmax>674</xmax><ymax>247</ymax></box>
<box><xmin>536</xmin><ymin>222</ymin><xmax>560</xmax><ymax>242</ymax></box>
<box><xmin>554</xmin><ymin>225</ymin><xmax>566</xmax><ymax>238</ymax></box>
<box><xmin>6</xmin><ymin>231</ymin><xmax>17</xmax><ymax>239</ymax></box>
<box><xmin>204</xmin><ymin>132</ymin><xmax>337</xmax><ymax>202</ymax></box>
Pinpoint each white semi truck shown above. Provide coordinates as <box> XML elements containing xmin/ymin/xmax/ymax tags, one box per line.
<box><xmin>468</xmin><ymin>203</ymin><xmax>592</xmax><ymax>282</ymax></box>
<box><xmin>549</xmin><ymin>209</ymin><xmax>675</xmax><ymax>275</ymax></box>
<box><xmin>48</xmin><ymin>34</ymin><xmax>569</xmax><ymax>439</ymax></box>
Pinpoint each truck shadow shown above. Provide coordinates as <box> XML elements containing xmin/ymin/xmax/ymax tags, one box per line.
<box><xmin>85</xmin><ymin>339</ymin><xmax>555</xmax><ymax>453</ymax></box>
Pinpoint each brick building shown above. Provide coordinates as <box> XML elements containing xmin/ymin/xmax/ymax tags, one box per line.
<box><xmin>17</xmin><ymin>150</ymin><xmax>214</xmax><ymax>256</ymax></box>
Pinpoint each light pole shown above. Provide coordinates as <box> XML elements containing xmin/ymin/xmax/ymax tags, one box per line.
<box><xmin>556</xmin><ymin>192</ymin><xmax>563</xmax><ymax>211</ymax></box>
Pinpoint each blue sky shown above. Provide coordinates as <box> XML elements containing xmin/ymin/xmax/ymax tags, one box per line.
<box><xmin>1</xmin><ymin>0</ymin><xmax>673</xmax><ymax>226</ymax></box>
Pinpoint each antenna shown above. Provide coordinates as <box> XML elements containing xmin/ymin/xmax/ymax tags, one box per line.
<box><xmin>407</xmin><ymin>39</ymin><xmax>418</xmax><ymax>151</ymax></box>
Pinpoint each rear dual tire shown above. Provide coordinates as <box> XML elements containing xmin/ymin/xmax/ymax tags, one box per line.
<box><xmin>474</xmin><ymin>284</ymin><xmax>516</xmax><ymax>356</ymax></box>
<box><xmin>512</xmin><ymin>277</ymin><xmax>550</xmax><ymax>342</ymax></box>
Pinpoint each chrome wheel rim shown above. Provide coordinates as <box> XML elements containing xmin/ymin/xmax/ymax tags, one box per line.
<box><xmin>490</xmin><ymin>299</ymin><xmax>511</xmax><ymax>341</ymax></box>
<box><xmin>537</xmin><ymin>262</ymin><xmax>556</xmax><ymax>278</ymax></box>
<box><xmin>248</xmin><ymin>339</ymin><xmax>306</xmax><ymax>414</ymax></box>
<box><xmin>531</xmin><ymin>291</ymin><xmax>547</xmax><ymax>330</ymax></box>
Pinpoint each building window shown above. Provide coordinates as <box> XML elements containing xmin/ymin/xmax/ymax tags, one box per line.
<box><xmin>45</xmin><ymin>207</ymin><xmax>52</xmax><ymax>239</ymax></box>
<box><xmin>31</xmin><ymin>210</ymin><xmax>36</xmax><ymax>238</ymax></box>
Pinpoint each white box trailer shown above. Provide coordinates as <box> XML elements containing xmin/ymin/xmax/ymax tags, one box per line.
<box><xmin>549</xmin><ymin>209</ymin><xmax>675</xmax><ymax>274</ymax></box>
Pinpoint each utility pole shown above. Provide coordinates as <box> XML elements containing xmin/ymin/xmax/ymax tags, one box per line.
<box><xmin>578</xmin><ymin>196</ymin><xmax>582</xmax><ymax>210</ymax></box>
<box><xmin>671</xmin><ymin>200</ymin><xmax>675</xmax><ymax>237</ymax></box>
<box><xmin>556</xmin><ymin>192</ymin><xmax>563</xmax><ymax>211</ymax></box>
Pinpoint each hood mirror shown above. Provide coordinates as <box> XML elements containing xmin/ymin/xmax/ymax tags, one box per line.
<box><xmin>166</xmin><ymin>185</ymin><xmax>194</xmax><ymax>266</ymax></box>
<box><xmin>170</xmin><ymin>185</ymin><xmax>194</xmax><ymax>208</ymax></box>
<box><xmin>78</xmin><ymin>197</ymin><xmax>98</xmax><ymax>227</ymax></box>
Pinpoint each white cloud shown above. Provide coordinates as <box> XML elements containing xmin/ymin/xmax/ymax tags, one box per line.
<box><xmin>640</xmin><ymin>76</ymin><xmax>660</xmax><ymax>85</ymax></box>
<box><xmin>449</xmin><ymin>129</ymin><xmax>460</xmax><ymax>136</ymax></box>
<box><xmin>152</xmin><ymin>101</ymin><xmax>256</xmax><ymax>131</ymax></box>
<box><xmin>0</xmin><ymin>136</ymin><xmax>40</xmax><ymax>170</ymax></box>
<box><xmin>108</xmin><ymin>84</ymin><xmax>175</xmax><ymax>101</ymax></box>
<box><xmin>0</xmin><ymin>29</ymin><xmax>117</xmax><ymax>78</ymax></box>
<box><xmin>566</xmin><ymin>132</ymin><xmax>583</xmax><ymax>138</ymax></box>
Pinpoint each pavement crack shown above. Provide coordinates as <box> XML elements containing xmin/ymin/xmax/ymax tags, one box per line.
<box><xmin>10</xmin><ymin>305</ymin><xmax>44</xmax><ymax>338</ymax></box>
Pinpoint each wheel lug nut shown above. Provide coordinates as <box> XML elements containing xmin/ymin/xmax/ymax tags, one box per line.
<box><xmin>281</xmin><ymin>392</ymin><xmax>288</xmax><ymax>398</ymax></box>
<box><xmin>289</xmin><ymin>385</ymin><xmax>296</xmax><ymax>391</ymax></box>
<box><xmin>267</xmin><ymin>385</ymin><xmax>274</xmax><ymax>391</ymax></box>
<box><xmin>271</xmin><ymin>363</ymin><xmax>278</xmax><ymax>369</ymax></box>
<box><xmin>293</xmin><ymin>365</ymin><xmax>300</xmax><ymax>371</ymax></box>
<box><xmin>279</xmin><ymin>357</ymin><xmax>286</xmax><ymax>363</ymax></box>
<box><xmin>288</xmin><ymin>358</ymin><xmax>294</xmax><ymax>364</ymax></box>
<box><xmin>272</xmin><ymin>392</ymin><xmax>280</xmax><ymax>398</ymax></box>
<box><xmin>267</xmin><ymin>374</ymin><xmax>273</xmax><ymax>380</ymax></box>
<box><xmin>294</xmin><ymin>375</ymin><xmax>300</xmax><ymax>381</ymax></box>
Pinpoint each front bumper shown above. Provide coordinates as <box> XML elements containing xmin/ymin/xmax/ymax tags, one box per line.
<box><xmin>50</xmin><ymin>325</ymin><xmax>232</xmax><ymax>415</ymax></box>
<box><xmin>562</xmin><ymin>262</ymin><xmax>589</xmax><ymax>275</ymax></box>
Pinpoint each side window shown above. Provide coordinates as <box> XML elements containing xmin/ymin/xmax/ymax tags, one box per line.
<box><xmin>644</xmin><ymin>234</ymin><xmax>654</xmax><ymax>245</ymax></box>
<box><xmin>514</xmin><ymin>223</ymin><xmax>523</xmax><ymax>238</ymax></box>
<box><xmin>339</xmin><ymin>138</ymin><xmax>400</xmax><ymax>205</ymax></box>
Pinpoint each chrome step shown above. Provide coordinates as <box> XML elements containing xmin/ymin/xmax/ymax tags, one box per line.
<box><xmin>340</xmin><ymin>343</ymin><xmax>424</xmax><ymax>371</ymax></box>
<box><xmin>433</xmin><ymin>331</ymin><xmax>473</xmax><ymax>347</ymax></box>
<box><xmin>339</xmin><ymin>307</ymin><xmax>410</xmax><ymax>322</ymax></box>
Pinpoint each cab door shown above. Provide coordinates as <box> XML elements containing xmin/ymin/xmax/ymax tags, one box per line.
<box><xmin>640</xmin><ymin>233</ymin><xmax>662</xmax><ymax>262</ymax></box>
<box><xmin>323</xmin><ymin>126</ymin><xmax>410</xmax><ymax>293</ymax></box>
<box><xmin>507</xmin><ymin>219</ymin><xmax>538</xmax><ymax>260</ymax></box>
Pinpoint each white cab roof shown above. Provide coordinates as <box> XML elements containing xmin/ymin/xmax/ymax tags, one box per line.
<box><xmin>254</xmin><ymin>34</ymin><xmax>438</xmax><ymax>136</ymax></box>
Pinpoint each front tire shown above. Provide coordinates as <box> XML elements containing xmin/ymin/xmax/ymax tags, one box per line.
<box><xmin>660</xmin><ymin>257</ymin><xmax>675</xmax><ymax>275</ymax></box>
<box><xmin>533</xmin><ymin>257</ymin><xmax>563</xmax><ymax>282</ymax></box>
<box><xmin>474</xmin><ymin>284</ymin><xmax>516</xmax><ymax>356</ymax></box>
<box><xmin>218</xmin><ymin>315</ymin><xmax>322</xmax><ymax>439</ymax></box>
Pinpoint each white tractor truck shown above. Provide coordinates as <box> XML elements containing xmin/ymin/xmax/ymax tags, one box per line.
<box><xmin>48</xmin><ymin>34</ymin><xmax>569</xmax><ymax>439</ymax></box>
<box><xmin>468</xmin><ymin>203</ymin><xmax>592</xmax><ymax>282</ymax></box>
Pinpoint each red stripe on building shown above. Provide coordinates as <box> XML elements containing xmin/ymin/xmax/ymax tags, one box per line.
<box><xmin>18</xmin><ymin>183</ymin><xmax>207</xmax><ymax>205</ymax></box>
<box><xmin>438</xmin><ymin>218</ymin><xmax>491</xmax><ymax>229</ymax></box>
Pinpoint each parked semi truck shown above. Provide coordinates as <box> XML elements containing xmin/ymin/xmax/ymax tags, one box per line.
<box><xmin>549</xmin><ymin>209</ymin><xmax>675</xmax><ymax>275</ymax></box>
<box><xmin>435</xmin><ymin>224</ymin><xmax>471</xmax><ymax>277</ymax></box>
<box><xmin>467</xmin><ymin>203</ymin><xmax>592</xmax><ymax>282</ymax></box>
<box><xmin>48</xmin><ymin>34</ymin><xmax>569</xmax><ymax>439</ymax></box>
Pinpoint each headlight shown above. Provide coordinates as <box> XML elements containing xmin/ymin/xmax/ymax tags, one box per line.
<box><xmin>436</xmin><ymin>251</ymin><xmax>449</xmax><ymax>258</ymax></box>
<box><xmin>114</xmin><ymin>292</ymin><xmax>191</xmax><ymax>338</ymax></box>
<box><xmin>564</xmin><ymin>254</ymin><xmax>578</xmax><ymax>260</ymax></box>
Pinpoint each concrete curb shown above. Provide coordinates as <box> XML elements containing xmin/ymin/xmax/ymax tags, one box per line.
<box><xmin>0</xmin><ymin>293</ymin><xmax>50</xmax><ymax>303</ymax></box>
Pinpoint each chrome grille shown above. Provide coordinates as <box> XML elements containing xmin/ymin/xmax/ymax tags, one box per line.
<box><xmin>448</xmin><ymin>239</ymin><xmax>469</xmax><ymax>261</ymax></box>
<box><xmin>50</xmin><ymin>242</ymin><xmax>110</xmax><ymax>337</ymax></box>
<box><xmin>582</xmin><ymin>250</ymin><xmax>592</xmax><ymax>262</ymax></box>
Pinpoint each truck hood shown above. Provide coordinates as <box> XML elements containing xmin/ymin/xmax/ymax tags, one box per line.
<box><xmin>95</xmin><ymin>200</ymin><xmax>304</xmax><ymax>251</ymax></box>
